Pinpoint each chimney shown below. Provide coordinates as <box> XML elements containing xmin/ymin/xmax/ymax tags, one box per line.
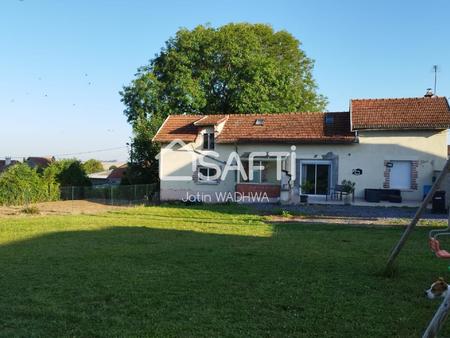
<box><xmin>424</xmin><ymin>88</ymin><xmax>434</xmax><ymax>97</ymax></box>
<box><xmin>5</xmin><ymin>157</ymin><xmax>11</xmax><ymax>166</ymax></box>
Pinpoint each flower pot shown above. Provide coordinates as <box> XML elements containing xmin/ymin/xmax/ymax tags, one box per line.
<box><xmin>343</xmin><ymin>194</ymin><xmax>352</xmax><ymax>205</ymax></box>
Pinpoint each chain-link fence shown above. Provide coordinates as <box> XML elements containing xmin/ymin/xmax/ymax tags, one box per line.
<box><xmin>60</xmin><ymin>184</ymin><xmax>159</xmax><ymax>205</ymax></box>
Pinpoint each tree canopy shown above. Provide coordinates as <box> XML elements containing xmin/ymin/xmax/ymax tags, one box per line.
<box><xmin>120</xmin><ymin>23</ymin><xmax>327</xmax><ymax>183</ymax></box>
<box><xmin>82</xmin><ymin>159</ymin><xmax>104</xmax><ymax>174</ymax></box>
<box><xmin>45</xmin><ymin>159</ymin><xmax>91</xmax><ymax>187</ymax></box>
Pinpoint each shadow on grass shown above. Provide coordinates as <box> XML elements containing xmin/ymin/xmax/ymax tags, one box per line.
<box><xmin>0</xmin><ymin>223</ymin><xmax>446</xmax><ymax>337</ymax></box>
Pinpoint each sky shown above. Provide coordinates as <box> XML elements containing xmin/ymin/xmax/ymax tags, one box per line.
<box><xmin>1</xmin><ymin>0</ymin><xmax>449</xmax><ymax>161</ymax></box>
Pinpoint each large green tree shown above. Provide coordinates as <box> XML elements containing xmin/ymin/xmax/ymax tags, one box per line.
<box><xmin>45</xmin><ymin>159</ymin><xmax>91</xmax><ymax>187</ymax></box>
<box><xmin>121</xmin><ymin>23</ymin><xmax>327</xmax><ymax>183</ymax></box>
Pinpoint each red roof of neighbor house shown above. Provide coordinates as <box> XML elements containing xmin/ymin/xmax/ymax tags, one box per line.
<box><xmin>107</xmin><ymin>164</ymin><xmax>127</xmax><ymax>180</ymax></box>
<box><xmin>153</xmin><ymin>112</ymin><xmax>356</xmax><ymax>144</ymax></box>
<box><xmin>351</xmin><ymin>97</ymin><xmax>450</xmax><ymax>130</ymax></box>
<box><xmin>27</xmin><ymin>157</ymin><xmax>53</xmax><ymax>167</ymax></box>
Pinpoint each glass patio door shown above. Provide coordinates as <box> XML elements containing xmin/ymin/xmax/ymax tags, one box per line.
<box><xmin>301</xmin><ymin>162</ymin><xmax>331</xmax><ymax>195</ymax></box>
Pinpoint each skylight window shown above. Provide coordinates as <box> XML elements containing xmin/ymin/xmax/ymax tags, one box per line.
<box><xmin>255</xmin><ymin>118</ymin><xmax>265</xmax><ymax>126</ymax></box>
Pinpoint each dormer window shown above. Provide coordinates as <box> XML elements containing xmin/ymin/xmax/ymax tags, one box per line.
<box><xmin>203</xmin><ymin>132</ymin><xmax>215</xmax><ymax>150</ymax></box>
<box><xmin>255</xmin><ymin>118</ymin><xmax>265</xmax><ymax>126</ymax></box>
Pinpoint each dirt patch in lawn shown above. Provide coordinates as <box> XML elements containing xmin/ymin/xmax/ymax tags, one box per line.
<box><xmin>267</xmin><ymin>215</ymin><xmax>445</xmax><ymax>227</ymax></box>
<box><xmin>0</xmin><ymin>200</ymin><xmax>127</xmax><ymax>217</ymax></box>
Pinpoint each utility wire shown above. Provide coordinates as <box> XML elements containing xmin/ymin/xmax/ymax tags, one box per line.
<box><xmin>0</xmin><ymin>146</ymin><xmax>128</xmax><ymax>159</ymax></box>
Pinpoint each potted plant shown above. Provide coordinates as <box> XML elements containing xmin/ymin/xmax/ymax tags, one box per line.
<box><xmin>341</xmin><ymin>179</ymin><xmax>355</xmax><ymax>205</ymax></box>
<box><xmin>300</xmin><ymin>181</ymin><xmax>313</xmax><ymax>203</ymax></box>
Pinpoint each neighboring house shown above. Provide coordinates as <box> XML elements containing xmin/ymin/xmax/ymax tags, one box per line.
<box><xmin>153</xmin><ymin>95</ymin><xmax>450</xmax><ymax>203</ymax></box>
<box><xmin>88</xmin><ymin>170</ymin><xmax>114</xmax><ymax>186</ymax></box>
<box><xmin>88</xmin><ymin>164</ymin><xmax>127</xmax><ymax>186</ymax></box>
<box><xmin>0</xmin><ymin>158</ymin><xmax>19</xmax><ymax>173</ymax></box>
<box><xmin>101</xmin><ymin>161</ymin><xmax>127</xmax><ymax>171</ymax></box>
<box><xmin>107</xmin><ymin>164</ymin><xmax>127</xmax><ymax>185</ymax></box>
<box><xmin>26</xmin><ymin>157</ymin><xmax>54</xmax><ymax>170</ymax></box>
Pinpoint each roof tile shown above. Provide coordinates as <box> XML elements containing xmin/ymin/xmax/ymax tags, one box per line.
<box><xmin>351</xmin><ymin>97</ymin><xmax>450</xmax><ymax>130</ymax></box>
<box><xmin>153</xmin><ymin>112</ymin><xmax>355</xmax><ymax>144</ymax></box>
<box><xmin>153</xmin><ymin>115</ymin><xmax>203</xmax><ymax>142</ymax></box>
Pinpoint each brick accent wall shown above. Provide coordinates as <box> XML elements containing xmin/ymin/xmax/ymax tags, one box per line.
<box><xmin>411</xmin><ymin>161</ymin><xmax>419</xmax><ymax>190</ymax></box>
<box><xmin>236</xmin><ymin>184</ymin><xmax>281</xmax><ymax>198</ymax></box>
<box><xmin>383</xmin><ymin>160</ymin><xmax>418</xmax><ymax>190</ymax></box>
<box><xmin>383</xmin><ymin>160</ymin><xmax>391</xmax><ymax>189</ymax></box>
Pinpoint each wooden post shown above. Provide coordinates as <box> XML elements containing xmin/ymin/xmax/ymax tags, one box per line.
<box><xmin>384</xmin><ymin>159</ymin><xmax>450</xmax><ymax>275</ymax></box>
<box><xmin>423</xmin><ymin>290</ymin><xmax>450</xmax><ymax>338</ymax></box>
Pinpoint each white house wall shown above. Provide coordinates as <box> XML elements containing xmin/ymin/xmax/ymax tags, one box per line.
<box><xmin>159</xmin><ymin>129</ymin><xmax>448</xmax><ymax>202</ymax></box>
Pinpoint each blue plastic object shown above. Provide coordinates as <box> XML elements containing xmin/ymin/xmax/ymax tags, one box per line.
<box><xmin>424</xmin><ymin>185</ymin><xmax>432</xmax><ymax>200</ymax></box>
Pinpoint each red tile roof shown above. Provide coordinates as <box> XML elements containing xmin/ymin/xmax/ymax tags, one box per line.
<box><xmin>193</xmin><ymin>115</ymin><xmax>228</xmax><ymax>126</ymax></box>
<box><xmin>27</xmin><ymin>157</ymin><xmax>53</xmax><ymax>168</ymax></box>
<box><xmin>217</xmin><ymin>112</ymin><xmax>354</xmax><ymax>143</ymax></box>
<box><xmin>153</xmin><ymin>112</ymin><xmax>356</xmax><ymax>144</ymax></box>
<box><xmin>107</xmin><ymin>164</ymin><xmax>127</xmax><ymax>180</ymax></box>
<box><xmin>153</xmin><ymin>115</ymin><xmax>203</xmax><ymax>142</ymax></box>
<box><xmin>351</xmin><ymin>97</ymin><xmax>450</xmax><ymax>130</ymax></box>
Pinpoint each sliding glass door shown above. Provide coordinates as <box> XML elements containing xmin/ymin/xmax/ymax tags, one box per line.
<box><xmin>301</xmin><ymin>161</ymin><xmax>331</xmax><ymax>195</ymax></box>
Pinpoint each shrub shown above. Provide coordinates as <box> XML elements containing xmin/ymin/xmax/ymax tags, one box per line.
<box><xmin>341</xmin><ymin>180</ymin><xmax>356</xmax><ymax>193</ymax></box>
<box><xmin>0</xmin><ymin>164</ymin><xmax>59</xmax><ymax>206</ymax></box>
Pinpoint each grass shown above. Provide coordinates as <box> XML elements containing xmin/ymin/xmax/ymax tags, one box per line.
<box><xmin>0</xmin><ymin>203</ymin><xmax>449</xmax><ymax>337</ymax></box>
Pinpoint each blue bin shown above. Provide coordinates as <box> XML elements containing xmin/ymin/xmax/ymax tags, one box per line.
<box><xmin>423</xmin><ymin>185</ymin><xmax>432</xmax><ymax>200</ymax></box>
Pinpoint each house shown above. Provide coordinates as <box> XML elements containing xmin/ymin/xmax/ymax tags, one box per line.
<box><xmin>153</xmin><ymin>95</ymin><xmax>450</xmax><ymax>204</ymax></box>
<box><xmin>88</xmin><ymin>170</ymin><xmax>114</xmax><ymax>186</ymax></box>
<box><xmin>26</xmin><ymin>157</ymin><xmax>54</xmax><ymax>170</ymax></box>
<box><xmin>87</xmin><ymin>164</ymin><xmax>127</xmax><ymax>186</ymax></box>
<box><xmin>107</xmin><ymin>164</ymin><xmax>127</xmax><ymax>185</ymax></box>
<box><xmin>0</xmin><ymin>158</ymin><xmax>19</xmax><ymax>173</ymax></box>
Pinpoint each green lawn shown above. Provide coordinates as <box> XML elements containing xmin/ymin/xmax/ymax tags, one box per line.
<box><xmin>0</xmin><ymin>204</ymin><xmax>449</xmax><ymax>337</ymax></box>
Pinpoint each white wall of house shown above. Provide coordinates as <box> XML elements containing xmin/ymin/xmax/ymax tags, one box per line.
<box><xmin>159</xmin><ymin>129</ymin><xmax>448</xmax><ymax>202</ymax></box>
<box><xmin>158</xmin><ymin>127</ymin><xmax>235</xmax><ymax>202</ymax></box>
<box><xmin>347</xmin><ymin>130</ymin><xmax>447</xmax><ymax>201</ymax></box>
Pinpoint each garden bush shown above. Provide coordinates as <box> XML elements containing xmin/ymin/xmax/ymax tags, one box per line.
<box><xmin>0</xmin><ymin>164</ymin><xmax>59</xmax><ymax>206</ymax></box>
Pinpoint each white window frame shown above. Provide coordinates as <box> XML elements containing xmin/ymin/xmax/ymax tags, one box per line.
<box><xmin>203</xmin><ymin>132</ymin><xmax>215</xmax><ymax>150</ymax></box>
<box><xmin>238</xmin><ymin>160</ymin><xmax>263</xmax><ymax>184</ymax></box>
<box><xmin>197</xmin><ymin>166</ymin><xmax>218</xmax><ymax>184</ymax></box>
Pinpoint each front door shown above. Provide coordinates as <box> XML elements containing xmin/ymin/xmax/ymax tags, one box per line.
<box><xmin>301</xmin><ymin>162</ymin><xmax>331</xmax><ymax>195</ymax></box>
